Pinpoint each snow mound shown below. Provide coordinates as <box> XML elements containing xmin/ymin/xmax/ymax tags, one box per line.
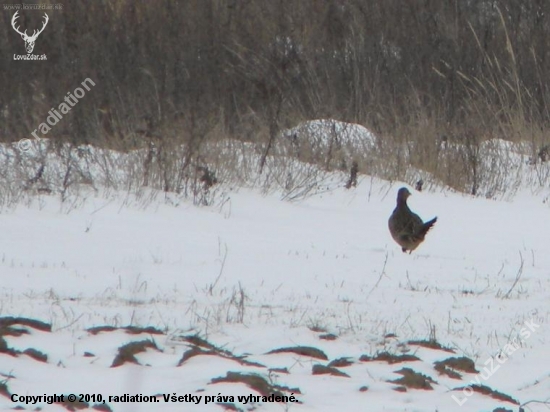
<box><xmin>281</xmin><ymin>119</ymin><xmax>377</xmax><ymax>169</ymax></box>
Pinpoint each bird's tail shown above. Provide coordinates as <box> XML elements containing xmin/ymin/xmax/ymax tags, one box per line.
<box><xmin>418</xmin><ymin>217</ymin><xmax>437</xmax><ymax>239</ymax></box>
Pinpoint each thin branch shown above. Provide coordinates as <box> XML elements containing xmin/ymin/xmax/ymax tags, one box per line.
<box><xmin>209</xmin><ymin>244</ymin><xmax>228</xmax><ymax>295</ymax></box>
<box><xmin>367</xmin><ymin>252</ymin><xmax>389</xmax><ymax>297</ymax></box>
<box><xmin>503</xmin><ymin>251</ymin><xmax>524</xmax><ymax>299</ymax></box>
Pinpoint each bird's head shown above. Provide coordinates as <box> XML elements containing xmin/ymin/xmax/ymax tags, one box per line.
<box><xmin>397</xmin><ymin>187</ymin><xmax>411</xmax><ymax>203</ymax></box>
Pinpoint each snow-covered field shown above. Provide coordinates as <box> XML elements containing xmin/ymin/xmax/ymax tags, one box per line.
<box><xmin>0</xmin><ymin>175</ymin><xmax>549</xmax><ymax>411</ymax></box>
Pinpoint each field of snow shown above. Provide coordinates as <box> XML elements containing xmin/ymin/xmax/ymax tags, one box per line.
<box><xmin>0</xmin><ymin>176</ymin><xmax>549</xmax><ymax>411</ymax></box>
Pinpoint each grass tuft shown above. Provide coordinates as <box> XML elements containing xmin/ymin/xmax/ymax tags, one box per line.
<box><xmin>434</xmin><ymin>356</ymin><xmax>478</xmax><ymax>374</ymax></box>
<box><xmin>211</xmin><ymin>371</ymin><xmax>300</xmax><ymax>397</ymax></box>
<box><xmin>407</xmin><ymin>339</ymin><xmax>455</xmax><ymax>353</ymax></box>
<box><xmin>389</xmin><ymin>367</ymin><xmax>436</xmax><ymax>390</ymax></box>
<box><xmin>0</xmin><ymin>317</ymin><xmax>51</xmax><ymax>332</ymax></box>
<box><xmin>87</xmin><ymin>325</ymin><xmax>163</xmax><ymax>335</ymax></box>
<box><xmin>453</xmin><ymin>384</ymin><xmax>519</xmax><ymax>405</ymax></box>
<box><xmin>312</xmin><ymin>364</ymin><xmax>350</xmax><ymax>378</ymax></box>
<box><xmin>177</xmin><ymin>335</ymin><xmax>264</xmax><ymax>367</ymax></box>
<box><xmin>267</xmin><ymin>346</ymin><xmax>328</xmax><ymax>360</ymax></box>
<box><xmin>111</xmin><ymin>339</ymin><xmax>159</xmax><ymax>367</ymax></box>
<box><xmin>360</xmin><ymin>352</ymin><xmax>420</xmax><ymax>364</ymax></box>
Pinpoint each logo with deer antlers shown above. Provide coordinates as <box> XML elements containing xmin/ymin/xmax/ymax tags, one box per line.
<box><xmin>11</xmin><ymin>11</ymin><xmax>49</xmax><ymax>54</ymax></box>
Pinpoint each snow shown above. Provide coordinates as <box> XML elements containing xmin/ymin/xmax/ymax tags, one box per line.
<box><xmin>283</xmin><ymin>119</ymin><xmax>377</xmax><ymax>149</ymax></box>
<box><xmin>0</xmin><ymin>168</ymin><xmax>549</xmax><ymax>411</ymax></box>
<box><xmin>280</xmin><ymin>119</ymin><xmax>377</xmax><ymax>168</ymax></box>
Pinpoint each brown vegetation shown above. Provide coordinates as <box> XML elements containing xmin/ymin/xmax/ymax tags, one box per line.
<box><xmin>3</xmin><ymin>1</ymin><xmax>550</xmax><ymax>197</ymax></box>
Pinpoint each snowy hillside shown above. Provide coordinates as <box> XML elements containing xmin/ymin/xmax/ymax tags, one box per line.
<box><xmin>0</xmin><ymin>175</ymin><xmax>549</xmax><ymax>412</ymax></box>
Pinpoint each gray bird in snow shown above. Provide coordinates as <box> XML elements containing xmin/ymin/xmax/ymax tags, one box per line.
<box><xmin>388</xmin><ymin>187</ymin><xmax>437</xmax><ymax>253</ymax></box>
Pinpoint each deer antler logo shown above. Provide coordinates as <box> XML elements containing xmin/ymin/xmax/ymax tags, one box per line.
<box><xmin>11</xmin><ymin>11</ymin><xmax>49</xmax><ymax>54</ymax></box>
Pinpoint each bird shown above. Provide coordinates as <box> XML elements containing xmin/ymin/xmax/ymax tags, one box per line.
<box><xmin>388</xmin><ymin>187</ymin><xmax>437</xmax><ymax>253</ymax></box>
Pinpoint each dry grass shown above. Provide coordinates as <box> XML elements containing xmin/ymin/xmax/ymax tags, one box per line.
<box><xmin>311</xmin><ymin>364</ymin><xmax>350</xmax><ymax>378</ymax></box>
<box><xmin>267</xmin><ymin>346</ymin><xmax>328</xmax><ymax>360</ymax></box>
<box><xmin>453</xmin><ymin>384</ymin><xmax>519</xmax><ymax>405</ymax></box>
<box><xmin>389</xmin><ymin>367</ymin><xmax>436</xmax><ymax>390</ymax></box>
<box><xmin>87</xmin><ymin>325</ymin><xmax>163</xmax><ymax>335</ymax></box>
<box><xmin>210</xmin><ymin>371</ymin><xmax>301</xmax><ymax>397</ymax></box>
<box><xmin>111</xmin><ymin>339</ymin><xmax>159</xmax><ymax>367</ymax></box>
<box><xmin>177</xmin><ymin>335</ymin><xmax>264</xmax><ymax>368</ymax></box>
<box><xmin>408</xmin><ymin>339</ymin><xmax>455</xmax><ymax>353</ymax></box>
<box><xmin>360</xmin><ymin>352</ymin><xmax>420</xmax><ymax>364</ymax></box>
